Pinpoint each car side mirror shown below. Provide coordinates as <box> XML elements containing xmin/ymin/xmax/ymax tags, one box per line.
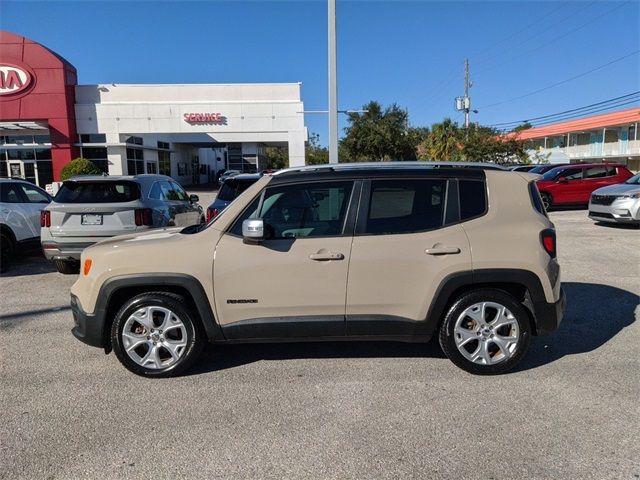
<box><xmin>242</xmin><ymin>218</ymin><xmax>264</xmax><ymax>242</ymax></box>
<box><xmin>189</xmin><ymin>194</ymin><xmax>199</xmax><ymax>203</ymax></box>
<box><xmin>557</xmin><ymin>177</ymin><xmax>569</xmax><ymax>184</ymax></box>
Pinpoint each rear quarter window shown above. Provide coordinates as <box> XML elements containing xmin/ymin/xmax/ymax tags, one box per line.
<box><xmin>54</xmin><ymin>181</ymin><xmax>140</xmax><ymax>203</ymax></box>
<box><xmin>459</xmin><ymin>180</ymin><xmax>487</xmax><ymax>220</ymax></box>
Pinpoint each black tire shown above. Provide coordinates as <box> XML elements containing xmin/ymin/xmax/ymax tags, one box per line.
<box><xmin>111</xmin><ymin>292</ymin><xmax>205</xmax><ymax>378</ymax></box>
<box><xmin>439</xmin><ymin>289</ymin><xmax>531</xmax><ymax>375</ymax></box>
<box><xmin>1</xmin><ymin>232</ymin><xmax>14</xmax><ymax>273</ymax></box>
<box><xmin>54</xmin><ymin>259</ymin><xmax>80</xmax><ymax>274</ymax></box>
<box><xmin>540</xmin><ymin>192</ymin><xmax>552</xmax><ymax>211</ymax></box>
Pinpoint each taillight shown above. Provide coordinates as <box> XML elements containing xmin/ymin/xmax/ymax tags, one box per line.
<box><xmin>40</xmin><ymin>210</ymin><xmax>51</xmax><ymax>227</ymax></box>
<box><xmin>540</xmin><ymin>229</ymin><xmax>556</xmax><ymax>258</ymax></box>
<box><xmin>134</xmin><ymin>208</ymin><xmax>153</xmax><ymax>226</ymax></box>
<box><xmin>206</xmin><ymin>207</ymin><xmax>219</xmax><ymax>222</ymax></box>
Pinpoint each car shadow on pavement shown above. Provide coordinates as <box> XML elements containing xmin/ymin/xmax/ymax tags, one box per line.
<box><xmin>190</xmin><ymin>339</ymin><xmax>447</xmax><ymax>375</ymax></box>
<box><xmin>594</xmin><ymin>221</ymin><xmax>640</xmax><ymax>230</ymax></box>
<box><xmin>0</xmin><ymin>252</ymin><xmax>57</xmax><ymax>277</ymax></box>
<box><xmin>515</xmin><ymin>281</ymin><xmax>638</xmax><ymax>372</ymax></box>
<box><xmin>189</xmin><ymin>281</ymin><xmax>638</xmax><ymax>376</ymax></box>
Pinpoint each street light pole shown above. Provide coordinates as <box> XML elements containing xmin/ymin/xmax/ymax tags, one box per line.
<box><xmin>328</xmin><ymin>0</ymin><xmax>339</xmax><ymax>164</ymax></box>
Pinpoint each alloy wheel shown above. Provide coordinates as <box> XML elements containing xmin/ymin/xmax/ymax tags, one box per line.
<box><xmin>121</xmin><ymin>306</ymin><xmax>188</xmax><ymax>369</ymax></box>
<box><xmin>453</xmin><ymin>301</ymin><xmax>520</xmax><ymax>365</ymax></box>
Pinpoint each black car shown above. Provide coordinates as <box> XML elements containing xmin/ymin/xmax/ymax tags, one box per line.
<box><xmin>206</xmin><ymin>173</ymin><xmax>262</xmax><ymax>221</ymax></box>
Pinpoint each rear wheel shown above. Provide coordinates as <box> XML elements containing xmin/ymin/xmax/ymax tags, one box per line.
<box><xmin>1</xmin><ymin>232</ymin><xmax>14</xmax><ymax>273</ymax></box>
<box><xmin>540</xmin><ymin>192</ymin><xmax>552</xmax><ymax>210</ymax></box>
<box><xmin>111</xmin><ymin>292</ymin><xmax>205</xmax><ymax>377</ymax></box>
<box><xmin>439</xmin><ymin>289</ymin><xmax>531</xmax><ymax>375</ymax></box>
<box><xmin>54</xmin><ymin>259</ymin><xmax>80</xmax><ymax>274</ymax></box>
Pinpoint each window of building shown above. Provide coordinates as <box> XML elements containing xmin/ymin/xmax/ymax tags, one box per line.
<box><xmin>604</xmin><ymin>130</ymin><xmax>618</xmax><ymax>144</ymax></box>
<box><xmin>7</xmin><ymin>149</ymin><xmax>36</xmax><ymax>160</ymax></box>
<box><xmin>158</xmin><ymin>150</ymin><xmax>171</xmax><ymax>176</ymax></box>
<box><xmin>81</xmin><ymin>147</ymin><xmax>107</xmax><ymax>160</ymax></box>
<box><xmin>126</xmin><ymin>147</ymin><xmax>144</xmax><ymax>175</ymax></box>
<box><xmin>146</xmin><ymin>162</ymin><xmax>157</xmax><ymax>174</ymax></box>
<box><xmin>364</xmin><ymin>179</ymin><xmax>446</xmax><ymax>235</ymax></box>
<box><xmin>157</xmin><ymin>141</ymin><xmax>170</xmax><ymax>150</ymax></box>
<box><xmin>34</xmin><ymin>148</ymin><xmax>51</xmax><ymax>160</ymax></box>
<box><xmin>0</xmin><ymin>160</ymin><xmax>7</xmax><ymax>178</ymax></box>
<box><xmin>80</xmin><ymin>134</ymin><xmax>106</xmax><ymax>143</ymax></box>
<box><xmin>628</xmin><ymin>125</ymin><xmax>636</xmax><ymax>141</ymax></box>
<box><xmin>36</xmin><ymin>161</ymin><xmax>53</xmax><ymax>187</ymax></box>
<box><xmin>126</xmin><ymin>136</ymin><xmax>143</xmax><ymax>145</ymax></box>
<box><xmin>33</xmin><ymin>135</ymin><xmax>51</xmax><ymax>144</ymax></box>
<box><xmin>3</xmin><ymin>135</ymin><xmax>33</xmax><ymax>145</ymax></box>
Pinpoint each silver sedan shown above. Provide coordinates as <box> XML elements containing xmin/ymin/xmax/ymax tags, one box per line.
<box><xmin>589</xmin><ymin>173</ymin><xmax>640</xmax><ymax>225</ymax></box>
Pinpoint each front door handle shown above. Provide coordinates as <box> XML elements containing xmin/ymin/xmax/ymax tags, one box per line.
<box><xmin>425</xmin><ymin>245</ymin><xmax>461</xmax><ymax>255</ymax></box>
<box><xmin>309</xmin><ymin>251</ymin><xmax>345</xmax><ymax>261</ymax></box>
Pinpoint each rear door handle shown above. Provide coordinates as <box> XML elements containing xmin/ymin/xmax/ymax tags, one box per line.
<box><xmin>425</xmin><ymin>245</ymin><xmax>461</xmax><ymax>255</ymax></box>
<box><xmin>309</xmin><ymin>251</ymin><xmax>345</xmax><ymax>261</ymax></box>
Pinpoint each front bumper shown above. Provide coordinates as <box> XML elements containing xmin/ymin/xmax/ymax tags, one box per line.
<box><xmin>588</xmin><ymin>198</ymin><xmax>640</xmax><ymax>224</ymax></box>
<box><xmin>532</xmin><ymin>287</ymin><xmax>566</xmax><ymax>335</ymax></box>
<box><xmin>70</xmin><ymin>294</ymin><xmax>105</xmax><ymax>348</ymax></box>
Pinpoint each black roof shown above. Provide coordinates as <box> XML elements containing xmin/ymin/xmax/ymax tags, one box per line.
<box><xmin>269</xmin><ymin>163</ymin><xmax>488</xmax><ymax>185</ymax></box>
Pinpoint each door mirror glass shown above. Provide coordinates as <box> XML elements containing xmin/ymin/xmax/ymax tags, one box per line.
<box><xmin>189</xmin><ymin>194</ymin><xmax>199</xmax><ymax>203</ymax></box>
<box><xmin>242</xmin><ymin>218</ymin><xmax>264</xmax><ymax>241</ymax></box>
<box><xmin>557</xmin><ymin>177</ymin><xmax>569</xmax><ymax>184</ymax></box>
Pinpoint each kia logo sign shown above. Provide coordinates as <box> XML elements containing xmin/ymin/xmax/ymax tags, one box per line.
<box><xmin>184</xmin><ymin>113</ymin><xmax>227</xmax><ymax>125</ymax></box>
<box><xmin>0</xmin><ymin>64</ymin><xmax>33</xmax><ymax>96</ymax></box>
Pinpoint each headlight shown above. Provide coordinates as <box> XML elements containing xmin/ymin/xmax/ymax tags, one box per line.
<box><xmin>619</xmin><ymin>193</ymin><xmax>640</xmax><ymax>199</ymax></box>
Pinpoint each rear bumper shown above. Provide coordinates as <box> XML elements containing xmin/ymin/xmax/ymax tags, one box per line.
<box><xmin>42</xmin><ymin>241</ymin><xmax>96</xmax><ymax>261</ymax></box>
<box><xmin>70</xmin><ymin>294</ymin><xmax>105</xmax><ymax>348</ymax></box>
<box><xmin>532</xmin><ymin>287</ymin><xmax>566</xmax><ymax>336</ymax></box>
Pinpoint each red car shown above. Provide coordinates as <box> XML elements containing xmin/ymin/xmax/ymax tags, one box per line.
<box><xmin>536</xmin><ymin>163</ymin><xmax>634</xmax><ymax>209</ymax></box>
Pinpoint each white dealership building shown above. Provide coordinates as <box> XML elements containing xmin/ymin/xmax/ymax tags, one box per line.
<box><xmin>75</xmin><ymin>83</ymin><xmax>308</xmax><ymax>185</ymax></box>
<box><xmin>1</xmin><ymin>31</ymin><xmax>308</xmax><ymax>187</ymax></box>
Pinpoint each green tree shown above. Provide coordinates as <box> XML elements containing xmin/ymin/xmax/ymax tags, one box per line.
<box><xmin>418</xmin><ymin>120</ymin><xmax>528</xmax><ymax>164</ymax></box>
<box><xmin>265</xmin><ymin>132</ymin><xmax>331</xmax><ymax>169</ymax></box>
<box><xmin>418</xmin><ymin>118</ymin><xmax>463</xmax><ymax>161</ymax></box>
<box><xmin>340</xmin><ymin>101</ymin><xmax>427</xmax><ymax>161</ymax></box>
<box><xmin>60</xmin><ymin>158</ymin><xmax>102</xmax><ymax>180</ymax></box>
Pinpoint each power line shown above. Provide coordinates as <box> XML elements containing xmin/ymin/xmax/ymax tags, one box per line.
<box><xmin>489</xmin><ymin>92</ymin><xmax>640</xmax><ymax>127</ymax></box>
<box><xmin>472</xmin><ymin>1</ymin><xmax>589</xmax><ymax>66</ymax></box>
<box><xmin>477</xmin><ymin>50</ymin><xmax>640</xmax><ymax>110</ymax></box>
<box><xmin>475</xmin><ymin>0</ymin><xmax>632</xmax><ymax>75</ymax></box>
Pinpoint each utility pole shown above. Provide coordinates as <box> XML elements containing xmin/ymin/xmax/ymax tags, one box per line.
<box><xmin>464</xmin><ymin>58</ymin><xmax>470</xmax><ymax>128</ymax></box>
<box><xmin>328</xmin><ymin>0</ymin><xmax>338</xmax><ymax>164</ymax></box>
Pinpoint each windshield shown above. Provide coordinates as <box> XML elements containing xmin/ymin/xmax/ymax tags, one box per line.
<box><xmin>217</xmin><ymin>179</ymin><xmax>256</xmax><ymax>201</ymax></box>
<box><xmin>54</xmin><ymin>181</ymin><xmax>140</xmax><ymax>203</ymax></box>
<box><xmin>625</xmin><ymin>173</ymin><xmax>640</xmax><ymax>185</ymax></box>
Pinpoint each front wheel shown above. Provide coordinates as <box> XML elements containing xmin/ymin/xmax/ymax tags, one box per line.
<box><xmin>111</xmin><ymin>292</ymin><xmax>205</xmax><ymax>377</ymax></box>
<box><xmin>439</xmin><ymin>289</ymin><xmax>531</xmax><ymax>375</ymax></box>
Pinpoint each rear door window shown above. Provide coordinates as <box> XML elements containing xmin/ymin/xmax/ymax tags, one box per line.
<box><xmin>363</xmin><ymin>179</ymin><xmax>446</xmax><ymax>235</ymax></box>
<box><xmin>560</xmin><ymin>168</ymin><xmax>583</xmax><ymax>180</ymax></box>
<box><xmin>19</xmin><ymin>184</ymin><xmax>51</xmax><ymax>203</ymax></box>
<box><xmin>459</xmin><ymin>180</ymin><xmax>487</xmax><ymax>220</ymax></box>
<box><xmin>0</xmin><ymin>183</ymin><xmax>24</xmax><ymax>203</ymax></box>
<box><xmin>584</xmin><ymin>165</ymin><xmax>615</xmax><ymax>178</ymax></box>
<box><xmin>54</xmin><ymin>181</ymin><xmax>140</xmax><ymax>203</ymax></box>
<box><xmin>217</xmin><ymin>179</ymin><xmax>255</xmax><ymax>201</ymax></box>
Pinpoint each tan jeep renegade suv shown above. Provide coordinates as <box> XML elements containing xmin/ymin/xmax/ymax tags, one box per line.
<box><xmin>70</xmin><ymin>163</ymin><xmax>565</xmax><ymax>377</ymax></box>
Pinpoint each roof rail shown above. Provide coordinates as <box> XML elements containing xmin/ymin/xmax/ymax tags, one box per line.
<box><xmin>273</xmin><ymin>161</ymin><xmax>507</xmax><ymax>176</ymax></box>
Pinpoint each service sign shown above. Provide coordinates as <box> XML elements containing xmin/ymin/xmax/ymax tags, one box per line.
<box><xmin>183</xmin><ymin>113</ymin><xmax>227</xmax><ymax>125</ymax></box>
<box><xmin>0</xmin><ymin>64</ymin><xmax>33</xmax><ymax>96</ymax></box>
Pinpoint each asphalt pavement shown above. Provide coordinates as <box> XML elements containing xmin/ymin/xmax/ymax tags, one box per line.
<box><xmin>1</xmin><ymin>208</ymin><xmax>639</xmax><ymax>480</ymax></box>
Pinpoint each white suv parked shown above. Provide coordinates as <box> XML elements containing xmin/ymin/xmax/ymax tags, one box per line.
<box><xmin>0</xmin><ymin>178</ymin><xmax>52</xmax><ymax>272</ymax></box>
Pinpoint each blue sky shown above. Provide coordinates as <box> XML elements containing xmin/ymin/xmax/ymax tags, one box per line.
<box><xmin>2</xmin><ymin>0</ymin><xmax>639</xmax><ymax>144</ymax></box>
